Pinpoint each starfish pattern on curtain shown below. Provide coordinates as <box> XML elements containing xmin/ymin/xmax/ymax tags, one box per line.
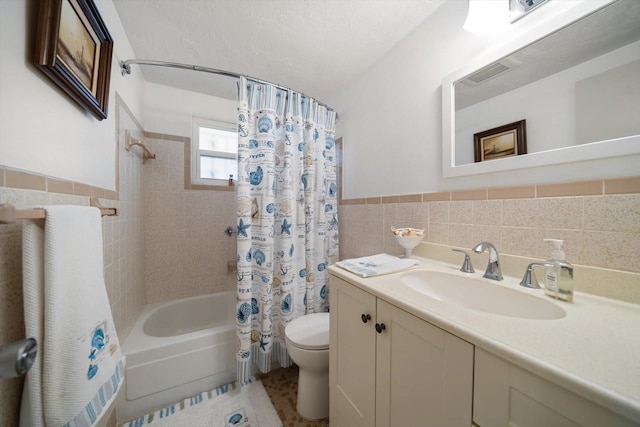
<box><xmin>235</xmin><ymin>77</ymin><xmax>339</xmax><ymax>384</ymax></box>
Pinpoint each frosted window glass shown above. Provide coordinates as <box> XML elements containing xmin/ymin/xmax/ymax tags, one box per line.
<box><xmin>200</xmin><ymin>156</ymin><xmax>237</xmax><ymax>180</ymax></box>
<box><xmin>199</xmin><ymin>127</ymin><xmax>237</xmax><ymax>153</ymax></box>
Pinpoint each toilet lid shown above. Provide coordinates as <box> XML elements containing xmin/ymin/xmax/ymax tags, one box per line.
<box><xmin>285</xmin><ymin>313</ymin><xmax>330</xmax><ymax>350</ymax></box>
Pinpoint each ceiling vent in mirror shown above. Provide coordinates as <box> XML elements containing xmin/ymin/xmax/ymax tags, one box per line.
<box><xmin>460</xmin><ymin>57</ymin><xmax>520</xmax><ymax>86</ymax></box>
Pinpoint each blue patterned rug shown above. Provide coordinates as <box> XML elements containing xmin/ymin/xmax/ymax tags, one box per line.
<box><xmin>120</xmin><ymin>377</ymin><xmax>282</xmax><ymax>426</ymax></box>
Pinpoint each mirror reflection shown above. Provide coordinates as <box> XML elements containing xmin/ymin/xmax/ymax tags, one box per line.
<box><xmin>454</xmin><ymin>0</ymin><xmax>640</xmax><ymax>166</ymax></box>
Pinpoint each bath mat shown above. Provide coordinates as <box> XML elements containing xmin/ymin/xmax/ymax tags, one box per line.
<box><xmin>120</xmin><ymin>377</ymin><xmax>282</xmax><ymax>427</ymax></box>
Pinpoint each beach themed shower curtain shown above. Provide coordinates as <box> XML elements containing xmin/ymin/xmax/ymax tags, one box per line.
<box><xmin>235</xmin><ymin>76</ymin><xmax>339</xmax><ymax>383</ymax></box>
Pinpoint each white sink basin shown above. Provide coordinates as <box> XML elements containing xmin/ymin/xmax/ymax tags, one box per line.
<box><xmin>400</xmin><ymin>270</ymin><xmax>566</xmax><ymax>320</ymax></box>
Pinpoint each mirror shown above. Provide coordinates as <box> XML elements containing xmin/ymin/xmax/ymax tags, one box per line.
<box><xmin>443</xmin><ymin>0</ymin><xmax>640</xmax><ymax>178</ymax></box>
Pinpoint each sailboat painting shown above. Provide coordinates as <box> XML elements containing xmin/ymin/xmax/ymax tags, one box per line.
<box><xmin>474</xmin><ymin>119</ymin><xmax>527</xmax><ymax>162</ymax></box>
<box><xmin>57</xmin><ymin>0</ymin><xmax>98</xmax><ymax>94</ymax></box>
<box><xmin>34</xmin><ymin>0</ymin><xmax>113</xmax><ymax>120</ymax></box>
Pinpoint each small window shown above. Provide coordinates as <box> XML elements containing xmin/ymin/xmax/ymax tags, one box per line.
<box><xmin>191</xmin><ymin>118</ymin><xmax>237</xmax><ymax>186</ymax></box>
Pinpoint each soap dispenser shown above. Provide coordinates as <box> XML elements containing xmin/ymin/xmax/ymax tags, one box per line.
<box><xmin>543</xmin><ymin>239</ymin><xmax>574</xmax><ymax>302</ymax></box>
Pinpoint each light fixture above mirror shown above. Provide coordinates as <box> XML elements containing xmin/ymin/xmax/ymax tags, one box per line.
<box><xmin>509</xmin><ymin>0</ymin><xmax>551</xmax><ymax>23</ymax></box>
<box><xmin>464</xmin><ymin>0</ymin><xmax>551</xmax><ymax>35</ymax></box>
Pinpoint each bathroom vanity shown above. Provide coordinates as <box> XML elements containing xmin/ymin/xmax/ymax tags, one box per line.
<box><xmin>328</xmin><ymin>258</ymin><xmax>640</xmax><ymax>427</ymax></box>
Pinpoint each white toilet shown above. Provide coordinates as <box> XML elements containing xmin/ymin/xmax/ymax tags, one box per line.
<box><xmin>284</xmin><ymin>312</ymin><xmax>330</xmax><ymax>420</ymax></box>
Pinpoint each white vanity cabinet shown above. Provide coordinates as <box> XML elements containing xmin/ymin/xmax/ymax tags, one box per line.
<box><xmin>329</xmin><ymin>276</ymin><xmax>474</xmax><ymax>427</ymax></box>
<box><xmin>474</xmin><ymin>348</ymin><xmax>638</xmax><ymax>427</ymax></box>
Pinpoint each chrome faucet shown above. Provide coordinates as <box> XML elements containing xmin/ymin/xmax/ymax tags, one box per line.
<box><xmin>472</xmin><ymin>242</ymin><xmax>503</xmax><ymax>281</ymax></box>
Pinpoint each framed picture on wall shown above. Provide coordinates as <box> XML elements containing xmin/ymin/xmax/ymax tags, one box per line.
<box><xmin>474</xmin><ymin>120</ymin><xmax>527</xmax><ymax>162</ymax></box>
<box><xmin>34</xmin><ymin>0</ymin><xmax>113</xmax><ymax>120</ymax></box>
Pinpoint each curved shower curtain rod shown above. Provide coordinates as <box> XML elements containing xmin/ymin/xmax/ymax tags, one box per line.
<box><xmin>120</xmin><ymin>59</ymin><xmax>336</xmax><ymax>113</ymax></box>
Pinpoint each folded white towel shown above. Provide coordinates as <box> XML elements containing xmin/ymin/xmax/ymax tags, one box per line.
<box><xmin>335</xmin><ymin>253</ymin><xmax>419</xmax><ymax>277</ymax></box>
<box><xmin>21</xmin><ymin>206</ymin><xmax>125</xmax><ymax>427</ymax></box>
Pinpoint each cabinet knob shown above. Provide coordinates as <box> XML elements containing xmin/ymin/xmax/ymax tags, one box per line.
<box><xmin>375</xmin><ymin>323</ymin><xmax>386</xmax><ymax>333</ymax></box>
<box><xmin>361</xmin><ymin>314</ymin><xmax>371</xmax><ymax>323</ymax></box>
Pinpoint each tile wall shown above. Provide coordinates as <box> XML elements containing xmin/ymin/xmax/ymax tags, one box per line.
<box><xmin>142</xmin><ymin>134</ymin><xmax>237</xmax><ymax>303</ymax></box>
<box><xmin>0</xmin><ymin>96</ymin><xmax>146</xmax><ymax>425</ymax></box>
<box><xmin>339</xmin><ymin>177</ymin><xmax>640</xmax><ymax>303</ymax></box>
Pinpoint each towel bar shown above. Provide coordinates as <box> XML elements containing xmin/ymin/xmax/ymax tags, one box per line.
<box><xmin>0</xmin><ymin>198</ymin><xmax>118</xmax><ymax>224</ymax></box>
<box><xmin>0</xmin><ymin>338</ymin><xmax>37</xmax><ymax>378</ymax></box>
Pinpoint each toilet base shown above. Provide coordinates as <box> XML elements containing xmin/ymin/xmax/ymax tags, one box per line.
<box><xmin>296</xmin><ymin>366</ymin><xmax>329</xmax><ymax>420</ymax></box>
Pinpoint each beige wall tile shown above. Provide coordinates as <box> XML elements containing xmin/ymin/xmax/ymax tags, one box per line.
<box><xmin>381</xmin><ymin>195</ymin><xmax>399</xmax><ymax>204</ymax></box>
<box><xmin>423</xmin><ymin>191</ymin><xmax>450</xmax><ymax>202</ymax></box>
<box><xmin>449</xmin><ymin>223</ymin><xmax>474</xmax><ymax>248</ymax></box>
<box><xmin>473</xmin><ymin>200</ymin><xmax>502</xmax><ymax>226</ymax></box>
<box><xmin>383</xmin><ymin>203</ymin><xmax>397</xmax><ymax>222</ymax></box>
<box><xmin>366</xmin><ymin>197</ymin><xmax>381</xmax><ymax>204</ymax></box>
<box><xmin>537</xmin><ymin>197</ymin><xmax>584</xmax><ymax>230</ymax></box>
<box><xmin>583</xmin><ymin>195</ymin><xmax>640</xmax><ymax>233</ymax></box>
<box><xmin>488</xmin><ymin>185</ymin><xmax>535</xmax><ymax>199</ymax></box>
<box><xmin>503</xmin><ymin>198</ymin><xmax>539</xmax><ymax>228</ymax></box>
<box><xmin>604</xmin><ymin>176</ymin><xmax>640</xmax><ymax>194</ymax></box>
<box><xmin>501</xmin><ymin>226</ymin><xmax>539</xmax><ymax>259</ymax></box>
<box><xmin>452</xmin><ymin>189</ymin><xmax>487</xmax><ymax>201</ymax></box>
<box><xmin>428</xmin><ymin>223</ymin><xmax>449</xmax><ymax>244</ymax></box>
<box><xmin>364</xmin><ymin>203</ymin><xmax>382</xmax><ymax>220</ymax></box>
<box><xmin>429</xmin><ymin>201</ymin><xmax>449</xmax><ymax>223</ymax></box>
<box><xmin>583</xmin><ymin>231</ymin><xmax>640</xmax><ymax>272</ymax></box>
<box><xmin>5</xmin><ymin>170</ymin><xmax>46</xmax><ymax>191</ymax></box>
<box><xmin>398</xmin><ymin>194</ymin><xmax>422</xmax><ymax>203</ymax></box>
<box><xmin>397</xmin><ymin>202</ymin><xmax>428</xmax><ymax>224</ymax></box>
<box><xmin>73</xmin><ymin>182</ymin><xmax>92</xmax><ymax>196</ymax></box>
<box><xmin>46</xmin><ymin>178</ymin><xmax>74</xmax><ymax>195</ymax></box>
<box><xmin>91</xmin><ymin>186</ymin><xmax>106</xmax><ymax>198</ymax></box>
<box><xmin>449</xmin><ymin>201</ymin><xmax>473</xmax><ymax>224</ymax></box>
<box><xmin>537</xmin><ymin>180</ymin><xmax>603</xmax><ymax>197</ymax></box>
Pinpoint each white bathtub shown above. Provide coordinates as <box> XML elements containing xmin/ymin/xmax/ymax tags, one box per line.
<box><xmin>116</xmin><ymin>292</ymin><xmax>236</xmax><ymax>421</ymax></box>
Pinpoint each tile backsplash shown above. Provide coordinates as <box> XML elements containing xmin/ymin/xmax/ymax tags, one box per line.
<box><xmin>339</xmin><ymin>176</ymin><xmax>640</xmax><ymax>303</ymax></box>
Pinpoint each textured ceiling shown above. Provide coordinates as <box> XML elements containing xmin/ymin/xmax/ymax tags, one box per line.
<box><xmin>113</xmin><ymin>0</ymin><xmax>445</xmax><ymax>102</ymax></box>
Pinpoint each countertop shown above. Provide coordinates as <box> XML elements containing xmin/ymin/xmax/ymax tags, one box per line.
<box><xmin>328</xmin><ymin>257</ymin><xmax>640</xmax><ymax>424</ymax></box>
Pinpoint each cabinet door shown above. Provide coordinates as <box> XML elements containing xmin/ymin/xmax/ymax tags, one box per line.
<box><xmin>375</xmin><ymin>300</ymin><xmax>474</xmax><ymax>427</ymax></box>
<box><xmin>329</xmin><ymin>277</ymin><xmax>377</xmax><ymax>427</ymax></box>
<box><xmin>474</xmin><ymin>348</ymin><xmax>638</xmax><ymax>427</ymax></box>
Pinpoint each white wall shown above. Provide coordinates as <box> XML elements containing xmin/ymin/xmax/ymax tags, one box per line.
<box><xmin>143</xmin><ymin>82</ymin><xmax>237</xmax><ymax>137</ymax></box>
<box><xmin>329</xmin><ymin>0</ymin><xmax>639</xmax><ymax>198</ymax></box>
<box><xmin>0</xmin><ymin>0</ymin><xmax>144</xmax><ymax>190</ymax></box>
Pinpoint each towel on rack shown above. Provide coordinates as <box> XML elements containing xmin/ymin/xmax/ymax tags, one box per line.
<box><xmin>335</xmin><ymin>253</ymin><xmax>419</xmax><ymax>277</ymax></box>
<box><xmin>20</xmin><ymin>206</ymin><xmax>125</xmax><ymax>427</ymax></box>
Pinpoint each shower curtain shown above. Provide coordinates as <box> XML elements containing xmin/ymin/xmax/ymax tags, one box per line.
<box><xmin>235</xmin><ymin>77</ymin><xmax>339</xmax><ymax>383</ymax></box>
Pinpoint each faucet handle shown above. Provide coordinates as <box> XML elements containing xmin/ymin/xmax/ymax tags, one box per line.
<box><xmin>452</xmin><ymin>249</ymin><xmax>475</xmax><ymax>273</ymax></box>
<box><xmin>520</xmin><ymin>262</ymin><xmax>546</xmax><ymax>289</ymax></box>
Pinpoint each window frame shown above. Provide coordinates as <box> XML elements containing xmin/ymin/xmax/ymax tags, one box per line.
<box><xmin>191</xmin><ymin>118</ymin><xmax>237</xmax><ymax>187</ymax></box>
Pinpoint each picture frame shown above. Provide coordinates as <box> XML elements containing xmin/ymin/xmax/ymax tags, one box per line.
<box><xmin>474</xmin><ymin>120</ymin><xmax>527</xmax><ymax>162</ymax></box>
<box><xmin>35</xmin><ymin>0</ymin><xmax>113</xmax><ymax>120</ymax></box>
